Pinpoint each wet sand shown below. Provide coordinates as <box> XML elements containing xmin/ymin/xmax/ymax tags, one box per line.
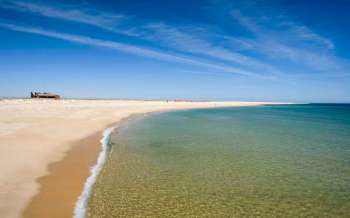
<box><xmin>22</xmin><ymin>132</ymin><xmax>102</xmax><ymax>218</ymax></box>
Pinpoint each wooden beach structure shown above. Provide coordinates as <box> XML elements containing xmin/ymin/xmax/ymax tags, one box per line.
<box><xmin>30</xmin><ymin>92</ymin><xmax>61</xmax><ymax>99</ymax></box>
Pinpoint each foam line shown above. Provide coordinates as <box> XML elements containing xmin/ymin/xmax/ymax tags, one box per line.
<box><xmin>73</xmin><ymin>127</ymin><xmax>114</xmax><ymax>218</ymax></box>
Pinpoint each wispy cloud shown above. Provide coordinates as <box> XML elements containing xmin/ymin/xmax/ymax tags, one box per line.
<box><xmin>231</xmin><ymin>10</ymin><xmax>334</xmax><ymax>50</ymax></box>
<box><xmin>0</xmin><ymin>1</ymin><xmax>281</xmax><ymax>77</ymax></box>
<box><xmin>1</xmin><ymin>0</ymin><xmax>345</xmax><ymax>78</ymax></box>
<box><xmin>282</xmin><ymin>22</ymin><xmax>334</xmax><ymax>50</ymax></box>
<box><xmin>133</xmin><ymin>23</ymin><xmax>282</xmax><ymax>76</ymax></box>
<box><xmin>0</xmin><ymin>22</ymin><xmax>270</xmax><ymax>78</ymax></box>
<box><xmin>230</xmin><ymin>10</ymin><xmax>341</xmax><ymax>72</ymax></box>
<box><xmin>0</xmin><ymin>0</ymin><xmax>133</xmax><ymax>35</ymax></box>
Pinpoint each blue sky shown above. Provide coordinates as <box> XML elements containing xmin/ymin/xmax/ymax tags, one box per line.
<box><xmin>0</xmin><ymin>0</ymin><xmax>349</xmax><ymax>102</ymax></box>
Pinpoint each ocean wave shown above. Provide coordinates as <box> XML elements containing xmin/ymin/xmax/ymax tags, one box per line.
<box><xmin>73</xmin><ymin>127</ymin><xmax>115</xmax><ymax>218</ymax></box>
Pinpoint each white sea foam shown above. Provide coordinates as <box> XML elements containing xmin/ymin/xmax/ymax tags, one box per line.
<box><xmin>73</xmin><ymin>127</ymin><xmax>115</xmax><ymax>218</ymax></box>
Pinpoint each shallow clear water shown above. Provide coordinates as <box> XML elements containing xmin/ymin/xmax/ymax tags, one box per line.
<box><xmin>87</xmin><ymin>104</ymin><xmax>350</xmax><ymax>217</ymax></box>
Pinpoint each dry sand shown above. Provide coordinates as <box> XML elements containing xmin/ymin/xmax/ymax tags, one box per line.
<box><xmin>0</xmin><ymin>99</ymin><xmax>280</xmax><ymax>218</ymax></box>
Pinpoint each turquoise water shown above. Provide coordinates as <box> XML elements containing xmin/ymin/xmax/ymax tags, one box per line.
<box><xmin>87</xmin><ymin>104</ymin><xmax>350</xmax><ymax>217</ymax></box>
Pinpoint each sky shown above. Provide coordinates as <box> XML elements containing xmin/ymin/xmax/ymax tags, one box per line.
<box><xmin>0</xmin><ymin>0</ymin><xmax>349</xmax><ymax>102</ymax></box>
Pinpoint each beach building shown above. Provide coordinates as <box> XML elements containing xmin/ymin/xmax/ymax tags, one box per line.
<box><xmin>30</xmin><ymin>92</ymin><xmax>60</xmax><ymax>99</ymax></box>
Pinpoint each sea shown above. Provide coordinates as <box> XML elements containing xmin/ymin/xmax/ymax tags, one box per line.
<box><xmin>85</xmin><ymin>104</ymin><xmax>350</xmax><ymax>217</ymax></box>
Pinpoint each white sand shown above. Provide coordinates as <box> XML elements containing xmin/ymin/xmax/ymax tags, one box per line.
<box><xmin>0</xmin><ymin>99</ymin><xmax>280</xmax><ymax>218</ymax></box>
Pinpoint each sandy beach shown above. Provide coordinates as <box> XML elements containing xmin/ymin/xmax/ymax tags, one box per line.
<box><xmin>0</xmin><ymin>99</ymin><xmax>276</xmax><ymax>218</ymax></box>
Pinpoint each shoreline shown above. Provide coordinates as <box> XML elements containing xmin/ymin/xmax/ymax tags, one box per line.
<box><xmin>0</xmin><ymin>99</ymin><xmax>283</xmax><ymax>218</ymax></box>
<box><xmin>55</xmin><ymin>110</ymin><xmax>210</xmax><ymax>218</ymax></box>
<box><xmin>73</xmin><ymin>126</ymin><xmax>115</xmax><ymax>218</ymax></box>
<box><xmin>23</xmin><ymin>117</ymin><xmax>130</xmax><ymax>218</ymax></box>
<box><xmin>24</xmin><ymin>111</ymin><xmax>205</xmax><ymax>218</ymax></box>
